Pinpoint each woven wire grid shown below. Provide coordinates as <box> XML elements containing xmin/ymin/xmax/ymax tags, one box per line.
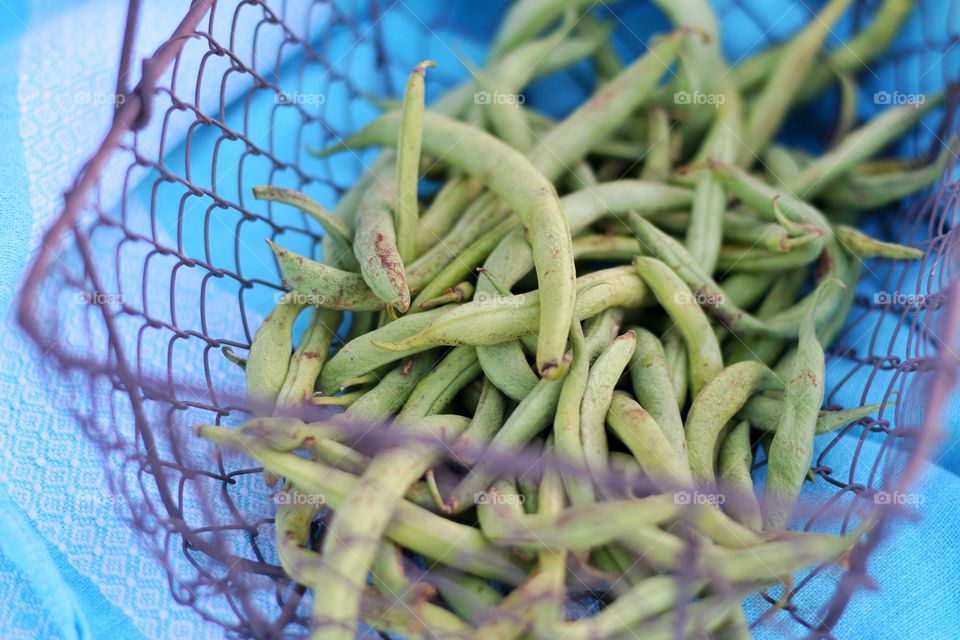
<box><xmin>13</xmin><ymin>0</ymin><xmax>960</xmax><ymax>637</ymax></box>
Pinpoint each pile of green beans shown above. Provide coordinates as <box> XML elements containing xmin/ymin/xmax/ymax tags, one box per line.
<box><xmin>196</xmin><ymin>1</ymin><xmax>937</xmax><ymax>637</ymax></box>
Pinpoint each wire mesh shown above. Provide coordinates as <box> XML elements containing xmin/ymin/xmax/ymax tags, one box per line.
<box><xmin>14</xmin><ymin>0</ymin><xmax>960</xmax><ymax>637</ymax></box>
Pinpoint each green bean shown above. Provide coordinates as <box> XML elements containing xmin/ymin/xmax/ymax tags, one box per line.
<box><xmin>835</xmin><ymin>224</ymin><xmax>925</xmax><ymax>259</ymax></box>
<box><xmin>245</xmin><ymin>293</ymin><xmax>306</xmax><ymax>413</ymax></box>
<box><xmin>741</xmin><ymin>396</ymin><xmax>886</xmax><ymax>436</ymax></box>
<box><xmin>478</xmin><ymin>339</ymin><xmax>539</xmax><ymax>403</ymax></box>
<box><xmin>629</xmin><ymin>328</ymin><xmax>687</xmax><ymax>463</ymax></box>
<box><xmin>196</xmin><ymin>425</ymin><xmax>526</xmax><ymax>583</ymax></box>
<box><xmin>319</xmin><ymin>307</ymin><xmax>449</xmax><ymax>393</ymax></box>
<box><xmin>318</xmin><ymin>112</ymin><xmax>577</xmax><ymax>379</ymax></box>
<box><xmin>685</xmin><ymin>81</ymin><xmax>741</xmax><ymax>273</ymax></box>
<box><xmin>571</xmin><ymin>234</ymin><xmax>640</xmax><ymax>262</ymax></box>
<box><xmin>352</xmin><ymin>157</ymin><xmax>411</xmax><ymax>312</ymax></box>
<box><xmin>432</xmin><ymin>570</ymin><xmax>503</xmax><ymax>626</ymax></box>
<box><xmin>418</xmin><ymin>281</ymin><xmax>474</xmax><ymax>310</ymax></box>
<box><xmin>552</xmin><ymin>321</ymin><xmax>594</xmax><ymax>506</ymax></box>
<box><xmin>642</xmin><ymin>108</ymin><xmax>673</xmax><ymax>182</ymax></box>
<box><xmin>716</xmin><ymin>238</ymin><xmax>824</xmax><ymax>272</ymax></box>
<box><xmin>553</xmin><ymin>575</ymin><xmax>704</xmax><ymax>640</ymax></box>
<box><xmin>453</xmin><ymin>379</ymin><xmax>507</xmax><ymax>467</ymax></box>
<box><xmin>633</xmin><ymin>257</ymin><xmax>723</xmax><ymax>397</ymax></box>
<box><xmin>719</xmin><ymin>272</ymin><xmax>777</xmax><ymax>309</ymax></box>
<box><xmin>487</xmin><ymin>0</ymin><xmax>617</xmax><ymax>62</ymax></box>
<box><xmin>274</xmin><ymin>488</ymin><xmax>321</xmax><ymax>585</ymax></box>
<box><xmin>221</xmin><ymin>346</ymin><xmax>246</xmax><ymax>369</ymax></box>
<box><xmin>662</xmin><ymin>334</ymin><xmax>688</xmax><ymax>409</ymax></box>
<box><xmin>822</xmin><ymin>134</ymin><xmax>960</xmax><ymax>209</ymax></box>
<box><xmin>710</xmin><ymin>161</ymin><xmax>830</xmax><ymax>234</ymax></box>
<box><xmin>789</xmin><ymin>94</ymin><xmax>943</xmax><ymax>197</ymax></box>
<box><xmin>763</xmin><ymin>145</ymin><xmax>806</xmax><ymax>188</ymax></box>
<box><xmin>372</xmin><ymin>267</ymin><xmax>647</xmax><ymax>353</ymax></box>
<box><xmin>416</xmin><ymin>176</ymin><xmax>483</xmax><ymax>255</ymax></box>
<box><xmin>684</xmin><ymin>362</ymin><xmax>782</xmax><ymax>484</ymax></box>
<box><xmin>274</xmin><ymin>307</ymin><xmax>341</xmax><ymax>410</ymax></box>
<box><xmin>481</xmin><ymin>492</ymin><xmax>678</xmax><ymax>551</ymax></box>
<box><xmin>742</xmin><ymin>0</ymin><xmax>855</xmax><ymax>160</ymax></box>
<box><xmin>606</xmin><ymin>391</ymin><xmax>693</xmax><ymax>489</ymax></box>
<box><xmin>581</xmin><ymin>332</ymin><xmax>637</xmax><ymax>491</ymax></box>
<box><xmin>717</xmin><ymin>420</ymin><xmax>762</xmax><ymax>531</ymax></box>
<box><xmin>253</xmin><ymin>186</ymin><xmax>353</xmax><ymax>249</ymax></box>
<box><xmin>313</xmin><ymin>408</ymin><xmax>473</xmax><ymax>640</ymax></box>
<box><xmin>468</xmin><ymin>60</ymin><xmax>533</xmax><ymax>152</ymax></box>
<box><xmin>269</xmin><ymin>241</ymin><xmax>384</xmax><ymax>311</ymax></box>
<box><xmin>324</xmin><ymin>157</ymin><xmax>392</xmax><ymax>272</ymax></box>
<box><xmin>763</xmin><ymin>280</ymin><xmax>841</xmax><ymax>530</ymax></box>
<box><xmin>527</xmin><ymin>454</ymin><xmax>567</xmax><ymax>638</ymax></box>
<box><xmin>396</xmin><ymin>61</ymin><xmax>435</xmax><ymax>264</ymax></box>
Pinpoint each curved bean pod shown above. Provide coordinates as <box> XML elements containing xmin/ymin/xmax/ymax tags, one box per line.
<box><xmin>717</xmin><ymin>420</ymin><xmax>762</xmax><ymax>530</ymax></box>
<box><xmin>269</xmin><ymin>241</ymin><xmax>386</xmax><ymax>311</ymax></box>
<box><xmin>353</xmin><ymin>158</ymin><xmax>410</xmax><ymax>312</ymax></box>
<box><xmin>245</xmin><ymin>293</ymin><xmax>306</xmax><ymax>413</ymax></box>
<box><xmin>629</xmin><ymin>328</ymin><xmax>687</xmax><ymax>463</ymax></box>
<box><xmin>395</xmin><ymin>60</ymin><xmax>435</xmax><ymax>263</ymax></box>
<box><xmin>684</xmin><ymin>361</ymin><xmax>782</xmax><ymax>484</ymax></box>
<box><xmin>633</xmin><ymin>257</ymin><xmax>724</xmax><ymax>397</ymax></box>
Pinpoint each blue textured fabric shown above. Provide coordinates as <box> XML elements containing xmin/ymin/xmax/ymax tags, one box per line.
<box><xmin>0</xmin><ymin>1</ymin><xmax>958</xmax><ymax>639</ymax></box>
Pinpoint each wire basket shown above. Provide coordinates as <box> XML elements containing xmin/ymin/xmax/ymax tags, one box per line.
<box><xmin>15</xmin><ymin>0</ymin><xmax>960</xmax><ymax>637</ymax></box>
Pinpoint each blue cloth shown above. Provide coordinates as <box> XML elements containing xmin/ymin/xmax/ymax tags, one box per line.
<box><xmin>0</xmin><ymin>1</ymin><xmax>958</xmax><ymax>638</ymax></box>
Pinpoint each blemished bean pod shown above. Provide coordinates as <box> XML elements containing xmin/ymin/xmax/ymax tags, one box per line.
<box><xmin>245</xmin><ymin>293</ymin><xmax>306</xmax><ymax>413</ymax></box>
<box><xmin>684</xmin><ymin>361</ymin><xmax>782</xmax><ymax>484</ymax></box>
<box><xmin>196</xmin><ymin>425</ymin><xmax>526</xmax><ymax>584</ymax></box>
<box><xmin>606</xmin><ymin>391</ymin><xmax>693</xmax><ymax>490</ymax></box>
<box><xmin>395</xmin><ymin>60</ymin><xmax>435</xmax><ymax>264</ymax></box>
<box><xmin>275</xmin><ymin>307</ymin><xmax>342</xmax><ymax>410</ymax></box>
<box><xmin>717</xmin><ymin>420</ymin><xmax>762</xmax><ymax>531</ymax></box>
<box><xmin>253</xmin><ymin>186</ymin><xmax>353</xmax><ymax>249</ymax></box>
<box><xmin>742</xmin><ymin>0</ymin><xmax>855</xmax><ymax>160</ymax></box>
<box><xmin>352</xmin><ymin>157</ymin><xmax>411</xmax><ymax>312</ymax></box>
<box><xmin>629</xmin><ymin>328</ymin><xmax>687</xmax><ymax>463</ymax></box>
<box><xmin>581</xmin><ymin>332</ymin><xmax>637</xmax><ymax>492</ymax></box>
<box><xmin>633</xmin><ymin>257</ymin><xmax>724</xmax><ymax>397</ymax></box>
<box><xmin>763</xmin><ymin>280</ymin><xmax>842</xmax><ymax>530</ymax></box>
<box><xmin>268</xmin><ymin>241</ymin><xmax>386</xmax><ymax>311</ymax></box>
<box><xmin>318</xmin><ymin>112</ymin><xmax>577</xmax><ymax>379</ymax></box>
<box><xmin>323</xmin><ymin>156</ymin><xmax>393</xmax><ymax>272</ymax></box>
